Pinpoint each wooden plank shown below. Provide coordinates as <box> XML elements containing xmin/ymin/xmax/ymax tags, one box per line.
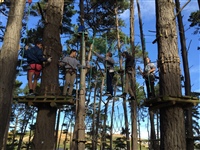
<box><xmin>13</xmin><ymin>95</ymin><xmax>75</xmax><ymax>106</ymax></box>
<box><xmin>143</xmin><ymin>96</ymin><xmax>199</xmax><ymax>109</ymax></box>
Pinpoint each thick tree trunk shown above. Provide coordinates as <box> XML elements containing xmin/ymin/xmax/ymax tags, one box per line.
<box><xmin>32</xmin><ymin>107</ymin><xmax>57</xmax><ymax>149</ymax></box>
<box><xmin>160</xmin><ymin>107</ymin><xmax>186</xmax><ymax>149</ymax></box>
<box><xmin>0</xmin><ymin>0</ymin><xmax>26</xmax><ymax>148</ymax></box>
<box><xmin>130</xmin><ymin>0</ymin><xmax>138</xmax><ymax>150</ymax></box>
<box><xmin>175</xmin><ymin>0</ymin><xmax>193</xmax><ymax>149</ymax></box>
<box><xmin>149</xmin><ymin>110</ymin><xmax>159</xmax><ymax>150</ymax></box>
<box><xmin>32</xmin><ymin>0</ymin><xmax>64</xmax><ymax>149</ymax></box>
<box><xmin>156</xmin><ymin>0</ymin><xmax>186</xmax><ymax>149</ymax></box>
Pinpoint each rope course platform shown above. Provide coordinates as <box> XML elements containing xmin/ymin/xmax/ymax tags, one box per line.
<box><xmin>13</xmin><ymin>95</ymin><xmax>75</xmax><ymax>107</ymax></box>
<box><xmin>143</xmin><ymin>96</ymin><xmax>199</xmax><ymax>110</ymax></box>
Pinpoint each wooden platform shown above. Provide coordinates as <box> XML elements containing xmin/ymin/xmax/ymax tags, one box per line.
<box><xmin>143</xmin><ymin>96</ymin><xmax>199</xmax><ymax>110</ymax></box>
<box><xmin>13</xmin><ymin>95</ymin><xmax>75</xmax><ymax>107</ymax></box>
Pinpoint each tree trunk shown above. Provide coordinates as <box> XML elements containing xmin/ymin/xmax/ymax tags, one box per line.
<box><xmin>54</xmin><ymin>109</ymin><xmax>61</xmax><ymax>149</ymax></box>
<box><xmin>114</xmin><ymin>3</ymin><xmax>122</xmax><ymax>70</ymax></box>
<box><xmin>149</xmin><ymin>110</ymin><xmax>159</xmax><ymax>150</ymax></box>
<box><xmin>0</xmin><ymin>0</ymin><xmax>26</xmax><ymax>148</ymax></box>
<box><xmin>175</xmin><ymin>0</ymin><xmax>193</xmax><ymax>149</ymax></box>
<box><xmin>114</xmin><ymin>4</ymin><xmax>131</xmax><ymax>149</ymax></box>
<box><xmin>71</xmin><ymin>102</ymin><xmax>78</xmax><ymax>150</ymax></box>
<box><xmin>96</xmin><ymin>76</ymin><xmax>104</xmax><ymax>150</ymax></box>
<box><xmin>136</xmin><ymin>0</ymin><xmax>146</xmax><ymax>65</ymax></box>
<box><xmin>110</xmin><ymin>84</ymin><xmax>117</xmax><ymax>150</ymax></box>
<box><xmin>32</xmin><ymin>107</ymin><xmax>57</xmax><ymax>149</ymax></box>
<box><xmin>32</xmin><ymin>0</ymin><xmax>64</xmax><ymax>149</ymax></box>
<box><xmin>156</xmin><ymin>0</ymin><xmax>186</xmax><ymax>149</ymax></box>
<box><xmin>122</xmin><ymin>97</ymin><xmax>130</xmax><ymax>150</ymax></box>
<box><xmin>92</xmin><ymin>80</ymin><xmax>97</xmax><ymax>150</ymax></box>
<box><xmin>77</xmin><ymin>0</ymin><xmax>86</xmax><ymax>149</ymax></box>
<box><xmin>102</xmin><ymin>101</ymin><xmax>109</xmax><ymax>150</ymax></box>
<box><xmin>130</xmin><ymin>0</ymin><xmax>138</xmax><ymax>150</ymax></box>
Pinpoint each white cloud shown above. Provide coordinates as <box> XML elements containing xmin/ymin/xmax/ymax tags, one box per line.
<box><xmin>190</xmin><ymin>65</ymin><xmax>200</xmax><ymax>74</ymax></box>
<box><xmin>183</xmin><ymin>1</ymin><xmax>199</xmax><ymax>12</ymax></box>
<box><xmin>137</xmin><ymin>1</ymin><xmax>155</xmax><ymax>20</ymax></box>
<box><xmin>119</xmin><ymin>2</ymin><xmax>155</xmax><ymax>20</ymax></box>
<box><xmin>119</xmin><ymin>9</ymin><xmax>130</xmax><ymax>19</ymax></box>
<box><xmin>119</xmin><ymin>1</ymin><xmax>198</xmax><ymax>21</ymax></box>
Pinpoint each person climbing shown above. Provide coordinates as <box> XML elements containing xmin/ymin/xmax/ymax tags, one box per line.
<box><xmin>138</xmin><ymin>57</ymin><xmax>156</xmax><ymax>99</ymax></box>
<box><xmin>59</xmin><ymin>49</ymin><xmax>89</xmax><ymax>97</ymax></box>
<box><xmin>119</xmin><ymin>51</ymin><xmax>135</xmax><ymax>100</ymax></box>
<box><xmin>93</xmin><ymin>51</ymin><xmax>115</xmax><ymax>99</ymax></box>
<box><xmin>24</xmin><ymin>40</ymin><xmax>52</xmax><ymax>95</ymax></box>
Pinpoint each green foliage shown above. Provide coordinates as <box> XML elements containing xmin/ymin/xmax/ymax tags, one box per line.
<box><xmin>188</xmin><ymin>10</ymin><xmax>200</xmax><ymax>27</ymax></box>
<box><xmin>195</xmin><ymin>141</ymin><xmax>200</xmax><ymax>149</ymax></box>
<box><xmin>0</xmin><ymin>2</ymin><xmax>9</xmax><ymax>42</ymax></box>
<box><xmin>83</xmin><ymin>0</ymin><xmax>128</xmax><ymax>34</ymax></box>
<box><xmin>113</xmin><ymin>137</ymin><xmax>126</xmax><ymax>149</ymax></box>
<box><xmin>192</xmin><ymin>105</ymin><xmax>200</xmax><ymax>135</ymax></box>
<box><xmin>13</xmin><ymin>80</ymin><xmax>23</xmax><ymax>96</ymax></box>
<box><xmin>188</xmin><ymin>10</ymin><xmax>200</xmax><ymax>34</ymax></box>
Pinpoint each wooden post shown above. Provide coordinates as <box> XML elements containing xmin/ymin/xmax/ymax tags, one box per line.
<box><xmin>77</xmin><ymin>0</ymin><xmax>86</xmax><ymax>149</ymax></box>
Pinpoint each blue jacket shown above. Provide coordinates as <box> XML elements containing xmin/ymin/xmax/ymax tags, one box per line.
<box><xmin>24</xmin><ymin>46</ymin><xmax>47</xmax><ymax>64</ymax></box>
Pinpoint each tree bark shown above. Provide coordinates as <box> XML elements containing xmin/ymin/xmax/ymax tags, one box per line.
<box><xmin>96</xmin><ymin>76</ymin><xmax>104</xmax><ymax>150</ymax></box>
<box><xmin>136</xmin><ymin>0</ymin><xmax>146</xmax><ymax>65</ymax></box>
<box><xmin>130</xmin><ymin>0</ymin><xmax>138</xmax><ymax>150</ymax></box>
<box><xmin>92</xmin><ymin>80</ymin><xmax>97</xmax><ymax>150</ymax></box>
<box><xmin>149</xmin><ymin>110</ymin><xmax>159</xmax><ymax>150</ymax></box>
<box><xmin>77</xmin><ymin>0</ymin><xmax>86</xmax><ymax>149</ymax></box>
<box><xmin>102</xmin><ymin>101</ymin><xmax>109</xmax><ymax>150</ymax></box>
<box><xmin>32</xmin><ymin>107</ymin><xmax>57</xmax><ymax>149</ymax></box>
<box><xmin>32</xmin><ymin>0</ymin><xmax>64</xmax><ymax>149</ymax></box>
<box><xmin>0</xmin><ymin>0</ymin><xmax>26</xmax><ymax>148</ymax></box>
<box><xmin>110</xmin><ymin>84</ymin><xmax>117</xmax><ymax>150</ymax></box>
<box><xmin>122</xmin><ymin>96</ymin><xmax>130</xmax><ymax>150</ymax></box>
<box><xmin>156</xmin><ymin>0</ymin><xmax>186</xmax><ymax>149</ymax></box>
